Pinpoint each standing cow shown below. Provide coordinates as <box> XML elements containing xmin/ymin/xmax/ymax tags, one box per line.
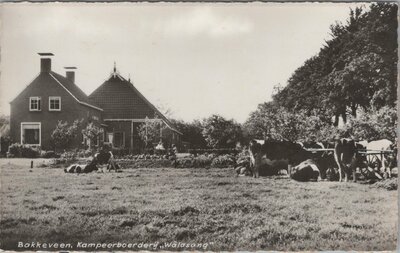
<box><xmin>334</xmin><ymin>138</ymin><xmax>365</xmax><ymax>182</ymax></box>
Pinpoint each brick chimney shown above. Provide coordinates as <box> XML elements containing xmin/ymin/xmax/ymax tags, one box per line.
<box><xmin>38</xmin><ymin>53</ymin><xmax>54</xmax><ymax>73</ymax></box>
<box><xmin>65</xmin><ymin>67</ymin><xmax>77</xmax><ymax>83</ymax></box>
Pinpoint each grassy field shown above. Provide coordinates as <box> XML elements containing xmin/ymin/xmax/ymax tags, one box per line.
<box><xmin>0</xmin><ymin>159</ymin><xmax>397</xmax><ymax>251</ymax></box>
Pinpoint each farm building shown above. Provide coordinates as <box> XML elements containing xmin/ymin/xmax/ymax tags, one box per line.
<box><xmin>9</xmin><ymin>53</ymin><xmax>182</xmax><ymax>152</ymax></box>
<box><xmin>88</xmin><ymin>64</ymin><xmax>182</xmax><ymax>153</ymax></box>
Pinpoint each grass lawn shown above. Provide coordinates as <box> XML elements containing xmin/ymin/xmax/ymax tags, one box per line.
<box><xmin>0</xmin><ymin>159</ymin><xmax>397</xmax><ymax>251</ymax></box>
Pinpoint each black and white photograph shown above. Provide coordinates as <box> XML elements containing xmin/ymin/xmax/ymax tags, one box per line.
<box><xmin>0</xmin><ymin>1</ymin><xmax>398</xmax><ymax>251</ymax></box>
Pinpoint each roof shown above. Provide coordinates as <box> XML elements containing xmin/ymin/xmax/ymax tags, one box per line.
<box><xmin>10</xmin><ymin>71</ymin><xmax>102</xmax><ymax>111</ymax></box>
<box><xmin>49</xmin><ymin>71</ymin><xmax>103</xmax><ymax>111</ymax></box>
<box><xmin>89</xmin><ymin>71</ymin><xmax>182</xmax><ymax>135</ymax></box>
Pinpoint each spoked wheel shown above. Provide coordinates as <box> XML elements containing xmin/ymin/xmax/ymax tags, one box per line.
<box><xmin>366</xmin><ymin>154</ymin><xmax>381</xmax><ymax>171</ymax></box>
<box><xmin>359</xmin><ymin>164</ymin><xmax>377</xmax><ymax>179</ymax></box>
<box><xmin>360</xmin><ymin>154</ymin><xmax>383</xmax><ymax>180</ymax></box>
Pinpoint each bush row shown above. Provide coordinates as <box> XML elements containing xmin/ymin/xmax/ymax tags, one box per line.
<box><xmin>116</xmin><ymin>154</ymin><xmax>236</xmax><ymax>169</ymax></box>
<box><xmin>7</xmin><ymin>143</ymin><xmax>60</xmax><ymax>158</ymax></box>
<box><xmin>188</xmin><ymin>148</ymin><xmax>238</xmax><ymax>155</ymax></box>
<box><xmin>48</xmin><ymin>154</ymin><xmax>237</xmax><ymax>169</ymax></box>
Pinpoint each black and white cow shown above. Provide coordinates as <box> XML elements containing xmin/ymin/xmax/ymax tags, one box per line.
<box><xmin>248</xmin><ymin>139</ymin><xmax>312</xmax><ymax>178</ymax></box>
<box><xmin>333</xmin><ymin>138</ymin><xmax>365</xmax><ymax>182</ymax></box>
<box><xmin>64</xmin><ymin>150</ymin><xmax>120</xmax><ymax>174</ymax></box>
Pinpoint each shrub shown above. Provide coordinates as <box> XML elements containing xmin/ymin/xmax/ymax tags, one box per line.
<box><xmin>211</xmin><ymin>154</ymin><xmax>236</xmax><ymax>168</ymax></box>
<box><xmin>117</xmin><ymin>159</ymin><xmax>173</xmax><ymax>169</ymax></box>
<box><xmin>51</xmin><ymin>120</ymin><xmax>80</xmax><ymax>151</ymax></box>
<box><xmin>8</xmin><ymin>143</ymin><xmax>40</xmax><ymax>158</ymax></box>
<box><xmin>40</xmin><ymin>151</ymin><xmax>60</xmax><ymax>158</ymax></box>
<box><xmin>175</xmin><ymin>155</ymin><xmax>213</xmax><ymax>168</ymax></box>
<box><xmin>188</xmin><ymin>148</ymin><xmax>238</xmax><ymax>156</ymax></box>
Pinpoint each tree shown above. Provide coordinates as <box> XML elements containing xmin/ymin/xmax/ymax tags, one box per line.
<box><xmin>245</xmin><ymin>102</ymin><xmax>338</xmax><ymax>142</ymax></box>
<box><xmin>272</xmin><ymin>3</ymin><xmax>397</xmax><ymax>124</ymax></box>
<box><xmin>0</xmin><ymin>115</ymin><xmax>10</xmax><ymax>154</ymax></box>
<box><xmin>170</xmin><ymin>119</ymin><xmax>207</xmax><ymax>149</ymax></box>
<box><xmin>341</xmin><ymin>106</ymin><xmax>397</xmax><ymax>141</ymax></box>
<box><xmin>81</xmin><ymin>122</ymin><xmax>103</xmax><ymax>150</ymax></box>
<box><xmin>51</xmin><ymin>120</ymin><xmax>80</xmax><ymax>151</ymax></box>
<box><xmin>201</xmin><ymin>115</ymin><xmax>243</xmax><ymax>148</ymax></box>
<box><xmin>137</xmin><ymin>116</ymin><xmax>166</xmax><ymax>148</ymax></box>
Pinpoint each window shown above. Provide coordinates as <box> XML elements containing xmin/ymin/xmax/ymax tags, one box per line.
<box><xmin>106</xmin><ymin>133</ymin><xmax>114</xmax><ymax>144</ymax></box>
<box><xmin>114</xmin><ymin>132</ymin><xmax>125</xmax><ymax>148</ymax></box>
<box><xmin>21</xmin><ymin>123</ymin><xmax>41</xmax><ymax>145</ymax></box>
<box><xmin>29</xmin><ymin>97</ymin><xmax>41</xmax><ymax>111</ymax></box>
<box><xmin>49</xmin><ymin>96</ymin><xmax>61</xmax><ymax>111</ymax></box>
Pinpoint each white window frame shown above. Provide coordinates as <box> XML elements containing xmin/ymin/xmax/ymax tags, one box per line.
<box><xmin>29</xmin><ymin>97</ymin><xmax>41</xmax><ymax>111</ymax></box>
<box><xmin>21</xmin><ymin>122</ymin><xmax>41</xmax><ymax>146</ymax></box>
<box><xmin>49</xmin><ymin>96</ymin><xmax>61</xmax><ymax>111</ymax></box>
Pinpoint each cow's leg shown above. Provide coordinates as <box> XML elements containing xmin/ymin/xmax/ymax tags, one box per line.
<box><xmin>343</xmin><ymin>165</ymin><xmax>349</xmax><ymax>182</ymax></box>
<box><xmin>252</xmin><ymin>154</ymin><xmax>261</xmax><ymax>178</ymax></box>
<box><xmin>334</xmin><ymin>152</ymin><xmax>343</xmax><ymax>182</ymax></box>
<box><xmin>382</xmin><ymin>155</ymin><xmax>391</xmax><ymax>178</ymax></box>
<box><xmin>288</xmin><ymin>164</ymin><xmax>292</xmax><ymax>177</ymax></box>
<box><xmin>352</xmin><ymin>166</ymin><xmax>357</xmax><ymax>182</ymax></box>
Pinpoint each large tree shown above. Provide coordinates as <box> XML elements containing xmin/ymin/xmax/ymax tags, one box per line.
<box><xmin>202</xmin><ymin>115</ymin><xmax>243</xmax><ymax>148</ymax></box>
<box><xmin>170</xmin><ymin>119</ymin><xmax>207</xmax><ymax>149</ymax></box>
<box><xmin>272</xmin><ymin>3</ymin><xmax>397</xmax><ymax>125</ymax></box>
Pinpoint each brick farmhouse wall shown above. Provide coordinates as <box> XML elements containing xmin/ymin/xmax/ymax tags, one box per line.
<box><xmin>10</xmin><ymin>73</ymin><xmax>102</xmax><ymax>150</ymax></box>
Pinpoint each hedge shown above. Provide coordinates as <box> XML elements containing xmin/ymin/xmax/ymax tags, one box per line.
<box><xmin>188</xmin><ymin>148</ymin><xmax>238</xmax><ymax>155</ymax></box>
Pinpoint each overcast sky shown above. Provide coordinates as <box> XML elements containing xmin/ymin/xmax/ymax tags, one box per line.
<box><xmin>0</xmin><ymin>2</ymin><xmax>365</xmax><ymax>123</ymax></box>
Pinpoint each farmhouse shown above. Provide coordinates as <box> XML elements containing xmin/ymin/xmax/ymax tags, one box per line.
<box><xmin>88</xmin><ymin>64</ymin><xmax>182</xmax><ymax>153</ymax></box>
<box><xmin>9</xmin><ymin>53</ymin><xmax>182</xmax><ymax>152</ymax></box>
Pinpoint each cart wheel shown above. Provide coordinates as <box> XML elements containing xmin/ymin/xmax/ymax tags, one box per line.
<box><xmin>359</xmin><ymin>165</ymin><xmax>375</xmax><ymax>179</ymax></box>
<box><xmin>367</xmin><ymin>154</ymin><xmax>382</xmax><ymax>172</ymax></box>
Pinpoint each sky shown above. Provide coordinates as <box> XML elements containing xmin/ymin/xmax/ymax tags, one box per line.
<box><xmin>0</xmin><ymin>2</ymin><xmax>365</xmax><ymax>123</ymax></box>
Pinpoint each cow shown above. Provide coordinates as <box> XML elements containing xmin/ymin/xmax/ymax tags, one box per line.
<box><xmin>64</xmin><ymin>148</ymin><xmax>120</xmax><ymax>174</ymax></box>
<box><xmin>293</xmin><ymin>141</ymin><xmax>336</xmax><ymax>180</ymax></box>
<box><xmin>248</xmin><ymin>139</ymin><xmax>311</xmax><ymax>178</ymax></box>
<box><xmin>64</xmin><ymin>159</ymin><xmax>98</xmax><ymax>173</ymax></box>
<box><xmin>333</xmin><ymin>138</ymin><xmax>365</xmax><ymax>182</ymax></box>
<box><xmin>290</xmin><ymin>159</ymin><xmax>320</xmax><ymax>182</ymax></box>
<box><xmin>365</xmin><ymin>139</ymin><xmax>395</xmax><ymax>178</ymax></box>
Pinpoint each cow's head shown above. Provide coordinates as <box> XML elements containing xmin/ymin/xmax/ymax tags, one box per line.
<box><xmin>249</xmin><ymin>140</ymin><xmax>262</xmax><ymax>155</ymax></box>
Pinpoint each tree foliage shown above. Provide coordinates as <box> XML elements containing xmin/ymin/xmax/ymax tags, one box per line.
<box><xmin>273</xmin><ymin>3</ymin><xmax>397</xmax><ymax>124</ymax></box>
<box><xmin>341</xmin><ymin>106</ymin><xmax>397</xmax><ymax>141</ymax></box>
<box><xmin>137</xmin><ymin>117</ymin><xmax>166</xmax><ymax>148</ymax></box>
<box><xmin>246</xmin><ymin>3</ymin><xmax>397</xmax><ymax>142</ymax></box>
<box><xmin>244</xmin><ymin>103</ymin><xmax>336</xmax><ymax>142</ymax></box>
<box><xmin>170</xmin><ymin>119</ymin><xmax>208</xmax><ymax>149</ymax></box>
<box><xmin>201</xmin><ymin>115</ymin><xmax>243</xmax><ymax>148</ymax></box>
<box><xmin>82</xmin><ymin>122</ymin><xmax>103</xmax><ymax>149</ymax></box>
<box><xmin>51</xmin><ymin>120</ymin><xmax>80</xmax><ymax>150</ymax></box>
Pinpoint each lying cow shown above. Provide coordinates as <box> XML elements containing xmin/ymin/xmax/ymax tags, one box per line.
<box><xmin>64</xmin><ymin>159</ymin><xmax>98</xmax><ymax>173</ymax></box>
<box><xmin>64</xmin><ymin>150</ymin><xmax>120</xmax><ymax>174</ymax></box>
<box><xmin>249</xmin><ymin>139</ymin><xmax>311</xmax><ymax>178</ymax></box>
<box><xmin>334</xmin><ymin>138</ymin><xmax>365</xmax><ymax>182</ymax></box>
<box><xmin>298</xmin><ymin>141</ymin><xmax>336</xmax><ymax>179</ymax></box>
<box><xmin>290</xmin><ymin>159</ymin><xmax>320</xmax><ymax>182</ymax></box>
